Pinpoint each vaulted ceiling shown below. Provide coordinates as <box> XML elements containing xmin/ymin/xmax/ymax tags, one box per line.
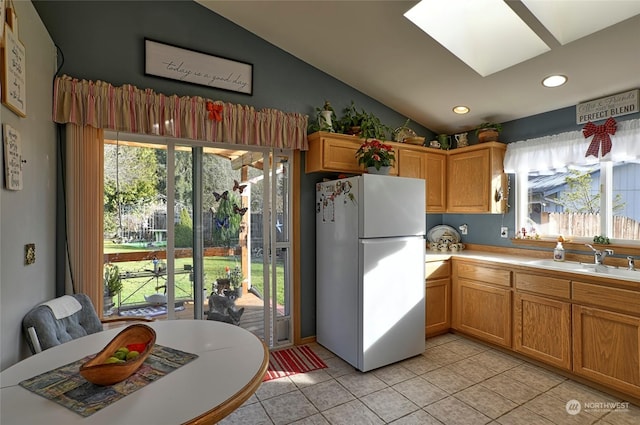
<box><xmin>197</xmin><ymin>1</ymin><xmax>640</xmax><ymax>134</ymax></box>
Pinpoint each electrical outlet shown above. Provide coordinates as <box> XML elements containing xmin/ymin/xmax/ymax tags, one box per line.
<box><xmin>500</xmin><ymin>227</ymin><xmax>508</xmax><ymax>238</ymax></box>
<box><xmin>25</xmin><ymin>243</ymin><xmax>36</xmax><ymax>265</ymax></box>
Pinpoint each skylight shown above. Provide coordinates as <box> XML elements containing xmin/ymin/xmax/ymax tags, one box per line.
<box><xmin>404</xmin><ymin>0</ymin><xmax>550</xmax><ymax>77</ymax></box>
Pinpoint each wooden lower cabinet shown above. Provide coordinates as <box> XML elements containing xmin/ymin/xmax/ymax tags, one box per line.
<box><xmin>425</xmin><ymin>260</ymin><xmax>450</xmax><ymax>337</ymax></box>
<box><xmin>453</xmin><ymin>279</ymin><xmax>512</xmax><ymax>348</ymax></box>
<box><xmin>573</xmin><ymin>305</ymin><xmax>640</xmax><ymax>398</ymax></box>
<box><xmin>514</xmin><ymin>293</ymin><xmax>571</xmax><ymax>370</ymax></box>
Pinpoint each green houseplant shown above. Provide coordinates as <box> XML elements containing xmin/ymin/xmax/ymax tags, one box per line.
<box><xmin>104</xmin><ymin>263</ymin><xmax>122</xmax><ymax>314</ymax></box>
<box><xmin>335</xmin><ymin>101</ymin><xmax>391</xmax><ymax>140</ymax></box>
<box><xmin>475</xmin><ymin>122</ymin><xmax>503</xmax><ymax>143</ymax></box>
<box><xmin>355</xmin><ymin>139</ymin><xmax>396</xmax><ymax>172</ymax></box>
<box><xmin>104</xmin><ymin>263</ymin><xmax>123</xmax><ymax>296</ymax></box>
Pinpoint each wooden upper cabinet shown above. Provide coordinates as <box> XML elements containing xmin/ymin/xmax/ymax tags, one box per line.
<box><xmin>305</xmin><ymin>132</ymin><xmax>362</xmax><ymax>174</ymax></box>
<box><xmin>305</xmin><ymin>132</ymin><xmax>397</xmax><ymax>175</ymax></box>
<box><xmin>447</xmin><ymin>142</ymin><xmax>507</xmax><ymax>213</ymax></box>
<box><xmin>398</xmin><ymin>148</ymin><xmax>446</xmax><ymax>212</ymax></box>
<box><xmin>306</xmin><ymin>133</ymin><xmax>507</xmax><ymax>214</ymax></box>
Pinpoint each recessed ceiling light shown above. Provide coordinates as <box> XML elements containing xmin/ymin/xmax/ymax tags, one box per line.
<box><xmin>453</xmin><ymin>106</ymin><xmax>470</xmax><ymax>114</ymax></box>
<box><xmin>542</xmin><ymin>75</ymin><xmax>567</xmax><ymax>88</ymax></box>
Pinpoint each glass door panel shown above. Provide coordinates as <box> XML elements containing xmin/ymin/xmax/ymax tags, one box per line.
<box><xmin>103</xmin><ymin>138</ymin><xmax>169</xmax><ymax>318</ymax></box>
<box><xmin>170</xmin><ymin>145</ymin><xmax>196</xmax><ymax>319</ymax></box>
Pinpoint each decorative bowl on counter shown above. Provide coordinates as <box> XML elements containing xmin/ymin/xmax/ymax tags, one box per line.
<box><xmin>79</xmin><ymin>324</ymin><xmax>156</xmax><ymax>386</ymax></box>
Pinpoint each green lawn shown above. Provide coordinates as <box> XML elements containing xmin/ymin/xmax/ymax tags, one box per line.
<box><xmin>105</xmin><ymin>244</ymin><xmax>285</xmax><ymax>307</ymax></box>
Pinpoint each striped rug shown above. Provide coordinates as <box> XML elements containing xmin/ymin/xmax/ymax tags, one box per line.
<box><xmin>263</xmin><ymin>345</ymin><xmax>328</xmax><ymax>381</ymax></box>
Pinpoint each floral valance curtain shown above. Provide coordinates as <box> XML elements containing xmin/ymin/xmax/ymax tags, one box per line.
<box><xmin>52</xmin><ymin>75</ymin><xmax>309</xmax><ymax>150</ymax></box>
<box><xmin>504</xmin><ymin>118</ymin><xmax>640</xmax><ymax>175</ymax></box>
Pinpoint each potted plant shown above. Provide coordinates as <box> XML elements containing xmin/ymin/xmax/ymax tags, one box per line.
<box><xmin>335</xmin><ymin>101</ymin><xmax>364</xmax><ymax>135</ymax></box>
<box><xmin>335</xmin><ymin>101</ymin><xmax>391</xmax><ymax>140</ymax></box>
<box><xmin>308</xmin><ymin>100</ymin><xmax>336</xmax><ymax>133</ymax></box>
<box><xmin>104</xmin><ymin>263</ymin><xmax>122</xmax><ymax>314</ymax></box>
<box><xmin>355</xmin><ymin>139</ymin><xmax>396</xmax><ymax>174</ymax></box>
<box><xmin>229</xmin><ymin>265</ymin><xmax>244</xmax><ymax>298</ymax></box>
<box><xmin>475</xmin><ymin>122</ymin><xmax>503</xmax><ymax>143</ymax></box>
<box><xmin>215</xmin><ymin>266</ymin><xmax>232</xmax><ymax>294</ymax></box>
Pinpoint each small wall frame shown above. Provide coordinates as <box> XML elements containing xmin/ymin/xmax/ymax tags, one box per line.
<box><xmin>1</xmin><ymin>25</ymin><xmax>27</xmax><ymax>117</ymax></box>
<box><xmin>145</xmin><ymin>38</ymin><xmax>253</xmax><ymax>95</ymax></box>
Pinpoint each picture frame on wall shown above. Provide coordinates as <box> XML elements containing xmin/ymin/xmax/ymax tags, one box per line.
<box><xmin>3</xmin><ymin>124</ymin><xmax>23</xmax><ymax>191</ymax></box>
<box><xmin>144</xmin><ymin>38</ymin><xmax>253</xmax><ymax>95</ymax></box>
<box><xmin>1</xmin><ymin>25</ymin><xmax>27</xmax><ymax>117</ymax></box>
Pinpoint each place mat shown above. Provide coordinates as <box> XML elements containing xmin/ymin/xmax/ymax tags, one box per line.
<box><xmin>19</xmin><ymin>344</ymin><xmax>198</xmax><ymax>417</ymax></box>
<box><xmin>263</xmin><ymin>345</ymin><xmax>327</xmax><ymax>381</ymax></box>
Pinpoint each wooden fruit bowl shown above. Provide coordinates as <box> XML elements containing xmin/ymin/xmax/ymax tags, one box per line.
<box><xmin>79</xmin><ymin>324</ymin><xmax>156</xmax><ymax>386</ymax></box>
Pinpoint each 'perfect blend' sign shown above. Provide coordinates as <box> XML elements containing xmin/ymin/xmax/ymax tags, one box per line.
<box><xmin>576</xmin><ymin>89</ymin><xmax>638</xmax><ymax>124</ymax></box>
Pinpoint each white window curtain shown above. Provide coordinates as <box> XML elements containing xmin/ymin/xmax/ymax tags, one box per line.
<box><xmin>504</xmin><ymin>118</ymin><xmax>640</xmax><ymax>174</ymax></box>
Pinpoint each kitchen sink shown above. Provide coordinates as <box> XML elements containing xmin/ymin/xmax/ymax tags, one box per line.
<box><xmin>526</xmin><ymin>259</ymin><xmax>640</xmax><ymax>281</ymax></box>
<box><xmin>526</xmin><ymin>259</ymin><xmax>586</xmax><ymax>272</ymax></box>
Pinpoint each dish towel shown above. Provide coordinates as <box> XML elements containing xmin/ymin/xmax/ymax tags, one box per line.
<box><xmin>41</xmin><ymin>295</ymin><xmax>82</xmax><ymax>319</ymax></box>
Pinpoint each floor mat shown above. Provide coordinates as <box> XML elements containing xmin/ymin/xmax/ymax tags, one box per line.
<box><xmin>118</xmin><ymin>304</ymin><xmax>185</xmax><ymax>317</ymax></box>
<box><xmin>263</xmin><ymin>345</ymin><xmax>328</xmax><ymax>381</ymax></box>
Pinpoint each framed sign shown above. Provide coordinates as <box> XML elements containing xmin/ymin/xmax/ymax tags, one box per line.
<box><xmin>3</xmin><ymin>124</ymin><xmax>23</xmax><ymax>190</ymax></box>
<box><xmin>1</xmin><ymin>25</ymin><xmax>26</xmax><ymax>117</ymax></box>
<box><xmin>576</xmin><ymin>89</ymin><xmax>639</xmax><ymax>125</ymax></box>
<box><xmin>145</xmin><ymin>38</ymin><xmax>253</xmax><ymax>95</ymax></box>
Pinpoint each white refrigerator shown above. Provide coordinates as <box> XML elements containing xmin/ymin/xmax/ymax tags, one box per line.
<box><xmin>316</xmin><ymin>174</ymin><xmax>426</xmax><ymax>372</ymax></box>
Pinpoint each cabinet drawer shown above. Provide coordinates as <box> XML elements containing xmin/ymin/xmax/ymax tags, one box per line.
<box><xmin>426</xmin><ymin>260</ymin><xmax>450</xmax><ymax>280</ymax></box>
<box><xmin>515</xmin><ymin>273</ymin><xmax>570</xmax><ymax>299</ymax></box>
<box><xmin>456</xmin><ymin>262</ymin><xmax>511</xmax><ymax>287</ymax></box>
<box><xmin>572</xmin><ymin>281</ymin><xmax>640</xmax><ymax>316</ymax></box>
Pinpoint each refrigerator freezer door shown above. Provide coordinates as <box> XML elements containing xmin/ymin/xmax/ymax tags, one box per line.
<box><xmin>316</xmin><ymin>178</ymin><xmax>360</xmax><ymax>366</ymax></box>
<box><xmin>359</xmin><ymin>174</ymin><xmax>425</xmax><ymax>239</ymax></box>
<box><xmin>358</xmin><ymin>236</ymin><xmax>425</xmax><ymax>371</ymax></box>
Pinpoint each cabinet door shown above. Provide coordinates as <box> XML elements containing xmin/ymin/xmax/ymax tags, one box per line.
<box><xmin>426</xmin><ymin>278</ymin><xmax>450</xmax><ymax>337</ymax></box>
<box><xmin>514</xmin><ymin>293</ymin><xmax>571</xmax><ymax>370</ymax></box>
<box><xmin>447</xmin><ymin>149</ymin><xmax>490</xmax><ymax>212</ymax></box>
<box><xmin>573</xmin><ymin>305</ymin><xmax>640</xmax><ymax>398</ymax></box>
<box><xmin>425</xmin><ymin>152</ymin><xmax>446</xmax><ymax>212</ymax></box>
<box><xmin>321</xmin><ymin>137</ymin><xmax>362</xmax><ymax>173</ymax></box>
<box><xmin>453</xmin><ymin>278</ymin><xmax>512</xmax><ymax>347</ymax></box>
<box><xmin>398</xmin><ymin>149</ymin><xmax>446</xmax><ymax>212</ymax></box>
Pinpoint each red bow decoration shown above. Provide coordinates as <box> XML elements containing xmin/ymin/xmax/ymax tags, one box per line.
<box><xmin>583</xmin><ymin>117</ymin><xmax>616</xmax><ymax>158</ymax></box>
<box><xmin>206</xmin><ymin>101</ymin><xmax>223</xmax><ymax>121</ymax></box>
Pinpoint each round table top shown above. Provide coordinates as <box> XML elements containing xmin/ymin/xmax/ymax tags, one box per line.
<box><xmin>1</xmin><ymin>320</ymin><xmax>268</xmax><ymax>425</ymax></box>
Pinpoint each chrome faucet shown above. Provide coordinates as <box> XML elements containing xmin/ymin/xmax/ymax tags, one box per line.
<box><xmin>585</xmin><ymin>244</ymin><xmax>614</xmax><ymax>265</ymax></box>
<box><xmin>628</xmin><ymin>256</ymin><xmax>636</xmax><ymax>271</ymax></box>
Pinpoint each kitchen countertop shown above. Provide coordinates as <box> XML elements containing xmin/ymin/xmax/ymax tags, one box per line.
<box><xmin>426</xmin><ymin>250</ymin><xmax>640</xmax><ymax>284</ymax></box>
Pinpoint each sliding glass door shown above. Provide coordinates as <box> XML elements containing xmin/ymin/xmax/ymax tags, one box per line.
<box><xmin>104</xmin><ymin>132</ymin><xmax>293</xmax><ymax>347</ymax></box>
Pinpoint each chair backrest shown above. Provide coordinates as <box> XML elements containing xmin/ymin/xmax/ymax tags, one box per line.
<box><xmin>22</xmin><ymin>294</ymin><xmax>104</xmax><ymax>354</ymax></box>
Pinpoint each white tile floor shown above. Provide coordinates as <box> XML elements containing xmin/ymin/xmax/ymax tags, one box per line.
<box><xmin>219</xmin><ymin>333</ymin><xmax>640</xmax><ymax>425</ymax></box>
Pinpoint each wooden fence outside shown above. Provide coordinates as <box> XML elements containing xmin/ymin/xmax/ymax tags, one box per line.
<box><xmin>544</xmin><ymin>213</ymin><xmax>640</xmax><ymax>239</ymax></box>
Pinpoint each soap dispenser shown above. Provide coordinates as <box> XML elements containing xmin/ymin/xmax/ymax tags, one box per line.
<box><xmin>553</xmin><ymin>236</ymin><xmax>565</xmax><ymax>262</ymax></box>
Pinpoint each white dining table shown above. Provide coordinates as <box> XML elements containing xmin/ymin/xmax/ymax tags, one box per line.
<box><xmin>0</xmin><ymin>320</ymin><xmax>268</xmax><ymax>425</ymax></box>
